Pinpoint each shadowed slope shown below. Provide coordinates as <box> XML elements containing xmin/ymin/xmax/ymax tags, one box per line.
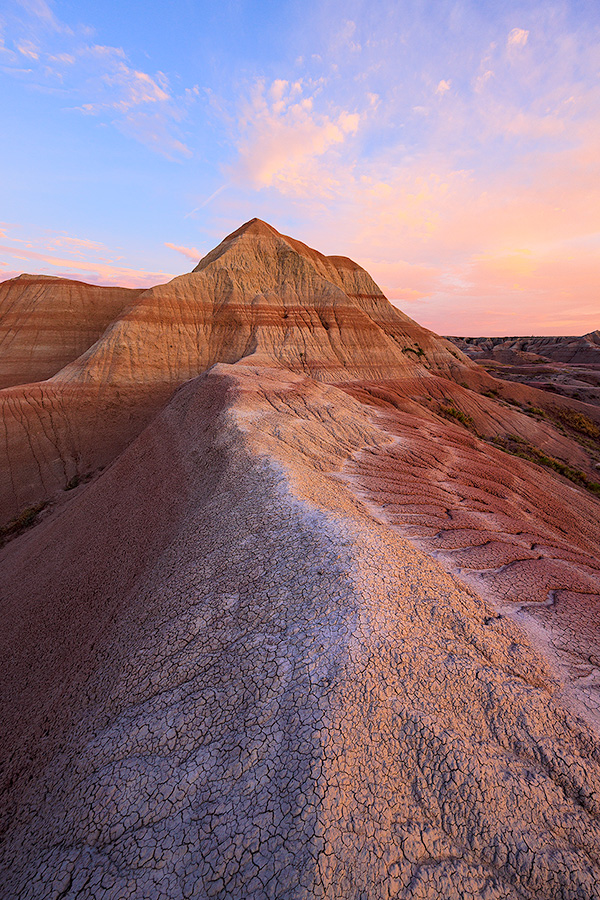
<box><xmin>1</xmin><ymin>365</ymin><xmax>600</xmax><ymax>899</ymax></box>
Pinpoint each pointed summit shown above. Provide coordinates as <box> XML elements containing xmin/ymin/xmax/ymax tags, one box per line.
<box><xmin>192</xmin><ymin>217</ymin><xmax>370</xmax><ymax>287</ymax></box>
<box><xmin>223</xmin><ymin>217</ymin><xmax>279</xmax><ymax>240</ymax></box>
<box><xmin>0</xmin><ymin>217</ymin><xmax>478</xmax><ymax>522</ymax></box>
<box><xmin>193</xmin><ymin>217</ymin><xmax>284</xmax><ymax>271</ymax></box>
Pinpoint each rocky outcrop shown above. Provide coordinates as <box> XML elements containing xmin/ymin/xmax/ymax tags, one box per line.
<box><xmin>0</xmin><ymin>275</ymin><xmax>142</xmax><ymax>389</ymax></box>
<box><xmin>56</xmin><ymin>219</ymin><xmax>467</xmax><ymax>386</ymax></box>
<box><xmin>446</xmin><ymin>334</ymin><xmax>600</xmax><ymax>408</ymax></box>
<box><xmin>2</xmin><ymin>220</ymin><xmax>597</xmax><ymax>525</ymax></box>
<box><xmin>448</xmin><ymin>332</ymin><xmax>600</xmax><ymax>366</ymax></box>
<box><xmin>1</xmin><ymin>219</ymin><xmax>600</xmax><ymax>898</ymax></box>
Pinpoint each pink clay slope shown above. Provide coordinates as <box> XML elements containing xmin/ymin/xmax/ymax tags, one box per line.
<box><xmin>1</xmin><ymin>220</ymin><xmax>600</xmax><ymax>899</ymax></box>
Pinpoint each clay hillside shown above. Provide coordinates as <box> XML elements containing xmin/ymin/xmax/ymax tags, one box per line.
<box><xmin>2</xmin><ymin>219</ymin><xmax>600</xmax><ymax>900</ymax></box>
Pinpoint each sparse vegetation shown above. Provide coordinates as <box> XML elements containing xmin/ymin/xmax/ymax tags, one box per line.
<box><xmin>490</xmin><ymin>434</ymin><xmax>600</xmax><ymax>497</ymax></box>
<box><xmin>483</xmin><ymin>388</ymin><xmax>499</xmax><ymax>399</ymax></box>
<box><xmin>402</xmin><ymin>345</ymin><xmax>425</xmax><ymax>358</ymax></box>
<box><xmin>550</xmin><ymin>407</ymin><xmax>600</xmax><ymax>439</ymax></box>
<box><xmin>0</xmin><ymin>501</ymin><xmax>47</xmax><ymax>546</ymax></box>
<box><xmin>524</xmin><ymin>405</ymin><xmax>546</xmax><ymax>419</ymax></box>
<box><xmin>439</xmin><ymin>404</ymin><xmax>476</xmax><ymax>431</ymax></box>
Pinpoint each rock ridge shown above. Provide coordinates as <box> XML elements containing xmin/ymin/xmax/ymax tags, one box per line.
<box><xmin>1</xmin><ymin>364</ymin><xmax>600</xmax><ymax>899</ymax></box>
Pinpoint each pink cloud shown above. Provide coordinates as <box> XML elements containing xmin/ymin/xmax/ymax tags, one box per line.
<box><xmin>0</xmin><ymin>244</ymin><xmax>173</xmax><ymax>288</ymax></box>
<box><xmin>359</xmin><ymin>257</ymin><xmax>441</xmax><ymax>302</ymax></box>
<box><xmin>268</xmin><ymin>125</ymin><xmax>600</xmax><ymax>335</ymax></box>
<box><xmin>164</xmin><ymin>242</ymin><xmax>201</xmax><ymax>261</ymax></box>
<box><xmin>230</xmin><ymin>78</ymin><xmax>360</xmax><ymax>195</ymax></box>
<box><xmin>507</xmin><ymin>28</ymin><xmax>529</xmax><ymax>49</ymax></box>
<box><xmin>50</xmin><ymin>235</ymin><xmax>106</xmax><ymax>251</ymax></box>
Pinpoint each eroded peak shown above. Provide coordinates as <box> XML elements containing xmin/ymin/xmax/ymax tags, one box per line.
<box><xmin>222</xmin><ymin>218</ymin><xmax>279</xmax><ymax>241</ymax></box>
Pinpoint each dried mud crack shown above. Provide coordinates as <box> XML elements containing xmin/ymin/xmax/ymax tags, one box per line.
<box><xmin>1</xmin><ymin>366</ymin><xmax>600</xmax><ymax>899</ymax></box>
<box><xmin>2</xmin><ymin>221</ymin><xmax>600</xmax><ymax>899</ymax></box>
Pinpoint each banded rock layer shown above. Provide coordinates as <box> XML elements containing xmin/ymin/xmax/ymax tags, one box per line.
<box><xmin>0</xmin><ymin>275</ymin><xmax>142</xmax><ymax>388</ymax></box>
<box><xmin>1</xmin><ymin>220</ymin><xmax>600</xmax><ymax>899</ymax></box>
<box><xmin>449</xmin><ymin>332</ymin><xmax>600</xmax><ymax>366</ymax></box>
<box><xmin>447</xmin><ymin>334</ymin><xmax>600</xmax><ymax>409</ymax></box>
<box><xmin>2</xmin><ymin>220</ymin><xmax>597</xmax><ymax>524</ymax></box>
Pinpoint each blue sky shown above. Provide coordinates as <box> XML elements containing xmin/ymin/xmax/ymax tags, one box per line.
<box><xmin>1</xmin><ymin>0</ymin><xmax>599</xmax><ymax>334</ymax></box>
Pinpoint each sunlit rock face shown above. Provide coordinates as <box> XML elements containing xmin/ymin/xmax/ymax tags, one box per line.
<box><xmin>0</xmin><ymin>218</ymin><xmax>471</xmax><ymax>524</ymax></box>
<box><xmin>2</xmin><ymin>219</ymin><xmax>598</xmax><ymax>524</ymax></box>
<box><xmin>1</xmin><ymin>221</ymin><xmax>600</xmax><ymax>899</ymax></box>
<box><xmin>53</xmin><ymin>217</ymin><xmax>466</xmax><ymax>386</ymax></box>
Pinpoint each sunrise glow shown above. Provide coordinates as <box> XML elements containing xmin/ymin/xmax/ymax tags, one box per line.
<box><xmin>1</xmin><ymin>0</ymin><xmax>599</xmax><ymax>334</ymax></box>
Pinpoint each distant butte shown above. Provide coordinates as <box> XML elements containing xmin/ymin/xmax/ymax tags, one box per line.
<box><xmin>1</xmin><ymin>220</ymin><xmax>600</xmax><ymax>899</ymax></box>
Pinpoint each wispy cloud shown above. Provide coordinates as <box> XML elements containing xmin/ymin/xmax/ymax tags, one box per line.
<box><xmin>1</xmin><ymin>2</ymin><xmax>197</xmax><ymax>158</ymax></box>
<box><xmin>507</xmin><ymin>28</ymin><xmax>529</xmax><ymax>48</ymax></box>
<box><xmin>0</xmin><ymin>225</ymin><xmax>174</xmax><ymax>287</ymax></box>
<box><xmin>164</xmin><ymin>242</ymin><xmax>201</xmax><ymax>261</ymax></box>
<box><xmin>185</xmin><ymin>184</ymin><xmax>229</xmax><ymax>218</ymax></box>
<box><xmin>228</xmin><ymin>78</ymin><xmax>360</xmax><ymax>195</ymax></box>
<box><xmin>16</xmin><ymin>39</ymin><xmax>39</xmax><ymax>59</ymax></box>
<box><xmin>15</xmin><ymin>0</ymin><xmax>66</xmax><ymax>33</ymax></box>
<box><xmin>3</xmin><ymin>0</ymin><xmax>600</xmax><ymax>335</ymax></box>
<box><xmin>0</xmin><ymin>242</ymin><xmax>174</xmax><ymax>286</ymax></box>
<box><xmin>214</xmin><ymin>5</ymin><xmax>600</xmax><ymax>334</ymax></box>
<box><xmin>49</xmin><ymin>234</ymin><xmax>105</xmax><ymax>251</ymax></box>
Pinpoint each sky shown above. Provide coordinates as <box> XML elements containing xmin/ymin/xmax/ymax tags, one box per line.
<box><xmin>1</xmin><ymin>0</ymin><xmax>599</xmax><ymax>335</ymax></box>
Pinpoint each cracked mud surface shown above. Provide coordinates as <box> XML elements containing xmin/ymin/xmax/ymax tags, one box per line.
<box><xmin>2</xmin><ymin>366</ymin><xmax>600</xmax><ymax>899</ymax></box>
<box><xmin>2</xmin><ymin>222</ymin><xmax>600</xmax><ymax>898</ymax></box>
<box><xmin>340</xmin><ymin>398</ymin><xmax>600</xmax><ymax>729</ymax></box>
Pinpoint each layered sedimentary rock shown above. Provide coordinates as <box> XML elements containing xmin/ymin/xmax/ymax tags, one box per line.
<box><xmin>1</xmin><ymin>220</ymin><xmax>597</xmax><ymax>524</ymax></box>
<box><xmin>0</xmin><ymin>275</ymin><xmax>142</xmax><ymax>388</ymax></box>
<box><xmin>1</xmin><ymin>220</ymin><xmax>600</xmax><ymax>899</ymax></box>
<box><xmin>0</xmin><ymin>220</ymin><xmax>467</xmax><ymax>522</ymax></box>
<box><xmin>449</xmin><ymin>332</ymin><xmax>600</xmax><ymax>366</ymax></box>
<box><xmin>447</xmin><ymin>333</ymin><xmax>600</xmax><ymax>408</ymax></box>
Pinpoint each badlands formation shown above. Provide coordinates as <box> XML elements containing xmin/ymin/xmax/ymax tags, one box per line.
<box><xmin>448</xmin><ymin>333</ymin><xmax>600</xmax><ymax>408</ymax></box>
<box><xmin>1</xmin><ymin>219</ymin><xmax>600</xmax><ymax>899</ymax></box>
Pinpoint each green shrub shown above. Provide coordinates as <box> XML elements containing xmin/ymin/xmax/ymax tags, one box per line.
<box><xmin>0</xmin><ymin>501</ymin><xmax>47</xmax><ymax>545</ymax></box>
<box><xmin>439</xmin><ymin>404</ymin><xmax>476</xmax><ymax>431</ymax></box>
<box><xmin>525</xmin><ymin>405</ymin><xmax>546</xmax><ymax>419</ymax></box>
<box><xmin>402</xmin><ymin>345</ymin><xmax>425</xmax><ymax>358</ymax></box>
<box><xmin>490</xmin><ymin>435</ymin><xmax>600</xmax><ymax>497</ymax></box>
<box><xmin>550</xmin><ymin>407</ymin><xmax>600</xmax><ymax>439</ymax></box>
